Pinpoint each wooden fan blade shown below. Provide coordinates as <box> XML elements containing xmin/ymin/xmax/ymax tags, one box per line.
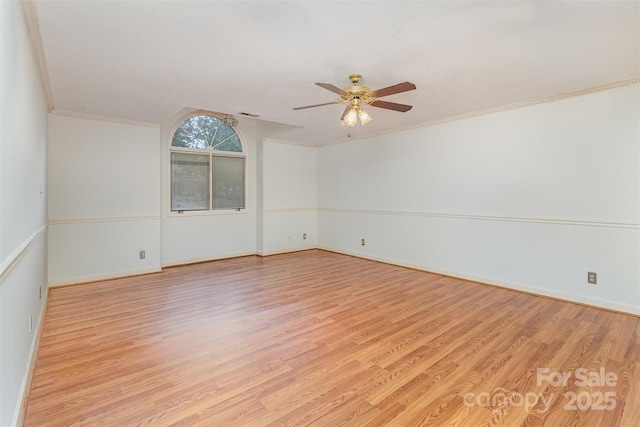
<box><xmin>293</xmin><ymin>101</ymin><xmax>341</xmax><ymax>110</ymax></box>
<box><xmin>368</xmin><ymin>82</ymin><xmax>416</xmax><ymax>99</ymax></box>
<box><xmin>316</xmin><ymin>83</ymin><xmax>350</xmax><ymax>97</ymax></box>
<box><xmin>340</xmin><ymin>105</ymin><xmax>351</xmax><ymax>120</ymax></box>
<box><xmin>369</xmin><ymin>100</ymin><xmax>413</xmax><ymax>112</ymax></box>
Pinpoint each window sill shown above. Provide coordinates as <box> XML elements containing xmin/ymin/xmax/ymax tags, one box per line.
<box><xmin>167</xmin><ymin>209</ymin><xmax>249</xmax><ymax>218</ymax></box>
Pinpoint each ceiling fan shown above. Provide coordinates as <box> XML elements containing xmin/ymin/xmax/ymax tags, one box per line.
<box><xmin>293</xmin><ymin>74</ymin><xmax>416</xmax><ymax>127</ymax></box>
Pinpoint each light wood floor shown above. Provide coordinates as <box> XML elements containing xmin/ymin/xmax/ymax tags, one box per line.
<box><xmin>24</xmin><ymin>250</ymin><xmax>639</xmax><ymax>426</ymax></box>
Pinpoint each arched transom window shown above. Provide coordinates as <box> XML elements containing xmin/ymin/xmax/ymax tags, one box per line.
<box><xmin>170</xmin><ymin>114</ymin><xmax>245</xmax><ymax>212</ymax></box>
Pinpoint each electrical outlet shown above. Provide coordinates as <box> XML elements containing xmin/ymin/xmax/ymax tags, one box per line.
<box><xmin>361</xmin><ymin>238</ymin><xmax>365</xmax><ymax>246</ymax></box>
<box><xmin>303</xmin><ymin>233</ymin><xmax>307</xmax><ymax>240</ymax></box>
<box><xmin>39</xmin><ymin>286</ymin><xmax>42</xmax><ymax>300</ymax></box>
<box><xmin>139</xmin><ymin>250</ymin><xmax>146</xmax><ymax>260</ymax></box>
<box><xmin>588</xmin><ymin>272</ymin><xmax>597</xmax><ymax>284</ymax></box>
<box><xmin>29</xmin><ymin>314</ymin><xmax>33</xmax><ymax>333</ymax></box>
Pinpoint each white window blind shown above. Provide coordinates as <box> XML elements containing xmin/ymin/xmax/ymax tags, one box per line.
<box><xmin>171</xmin><ymin>152</ymin><xmax>210</xmax><ymax>211</ymax></box>
<box><xmin>212</xmin><ymin>156</ymin><xmax>245</xmax><ymax>210</ymax></box>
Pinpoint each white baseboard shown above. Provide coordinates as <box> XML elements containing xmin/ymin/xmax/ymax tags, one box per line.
<box><xmin>46</xmin><ymin>246</ymin><xmax>638</xmax><ymax>315</ymax></box>
<box><xmin>161</xmin><ymin>251</ymin><xmax>257</xmax><ymax>268</ymax></box>
<box><xmin>317</xmin><ymin>246</ymin><xmax>640</xmax><ymax>316</ymax></box>
<box><xmin>12</xmin><ymin>288</ymin><xmax>48</xmax><ymax>427</ymax></box>
<box><xmin>257</xmin><ymin>246</ymin><xmax>317</xmax><ymax>257</ymax></box>
<box><xmin>49</xmin><ymin>249</ymin><xmax>319</xmax><ymax>288</ymax></box>
<box><xmin>48</xmin><ymin>267</ymin><xmax>162</xmax><ymax>287</ymax></box>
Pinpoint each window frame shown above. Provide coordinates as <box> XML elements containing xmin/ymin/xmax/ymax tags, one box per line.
<box><xmin>167</xmin><ymin>111</ymin><xmax>248</xmax><ymax>217</ymax></box>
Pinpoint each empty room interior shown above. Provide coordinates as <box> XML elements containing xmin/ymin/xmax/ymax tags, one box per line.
<box><xmin>1</xmin><ymin>1</ymin><xmax>639</xmax><ymax>426</ymax></box>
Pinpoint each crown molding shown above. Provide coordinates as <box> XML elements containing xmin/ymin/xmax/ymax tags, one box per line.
<box><xmin>319</xmin><ymin>78</ymin><xmax>640</xmax><ymax>147</ymax></box>
<box><xmin>418</xmin><ymin>78</ymin><xmax>640</xmax><ymax>128</ymax></box>
<box><xmin>21</xmin><ymin>0</ymin><xmax>54</xmax><ymax>111</ymax></box>
<box><xmin>51</xmin><ymin>109</ymin><xmax>160</xmax><ymax>128</ymax></box>
<box><xmin>263</xmin><ymin>138</ymin><xmax>317</xmax><ymax>148</ymax></box>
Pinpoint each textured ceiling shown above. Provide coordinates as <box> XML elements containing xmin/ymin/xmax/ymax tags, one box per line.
<box><xmin>33</xmin><ymin>1</ymin><xmax>639</xmax><ymax>145</ymax></box>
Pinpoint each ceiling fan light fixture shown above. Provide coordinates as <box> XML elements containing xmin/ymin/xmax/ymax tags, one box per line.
<box><xmin>344</xmin><ymin>107</ymin><xmax>358</xmax><ymax>127</ymax></box>
<box><xmin>295</xmin><ymin>74</ymin><xmax>415</xmax><ymax>127</ymax></box>
<box><xmin>358</xmin><ymin>108</ymin><xmax>372</xmax><ymax>125</ymax></box>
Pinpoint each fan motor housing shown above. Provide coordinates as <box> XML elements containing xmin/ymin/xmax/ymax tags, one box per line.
<box><xmin>342</xmin><ymin>85</ymin><xmax>371</xmax><ymax>99</ymax></box>
<box><xmin>342</xmin><ymin>73</ymin><xmax>371</xmax><ymax>99</ymax></box>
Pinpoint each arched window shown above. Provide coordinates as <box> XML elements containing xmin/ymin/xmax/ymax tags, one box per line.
<box><xmin>170</xmin><ymin>114</ymin><xmax>245</xmax><ymax>212</ymax></box>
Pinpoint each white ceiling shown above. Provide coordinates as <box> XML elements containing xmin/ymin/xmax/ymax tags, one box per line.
<box><xmin>33</xmin><ymin>1</ymin><xmax>639</xmax><ymax>146</ymax></box>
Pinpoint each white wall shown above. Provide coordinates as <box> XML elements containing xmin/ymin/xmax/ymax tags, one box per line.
<box><xmin>47</xmin><ymin>114</ymin><xmax>161</xmax><ymax>285</ymax></box>
<box><xmin>260</xmin><ymin>140</ymin><xmax>317</xmax><ymax>255</ymax></box>
<box><xmin>160</xmin><ymin>110</ymin><xmax>258</xmax><ymax>266</ymax></box>
<box><xmin>318</xmin><ymin>84</ymin><xmax>640</xmax><ymax>315</ymax></box>
<box><xmin>0</xmin><ymin>1</ymin><xmax>49</xmax><ymax>425</ymax></box>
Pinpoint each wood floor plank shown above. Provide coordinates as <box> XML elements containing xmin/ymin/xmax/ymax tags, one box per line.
<box><xmin>23</xmin><ymin>250</ymin><xmax>640</xmax><ymax>426</ymax></box>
